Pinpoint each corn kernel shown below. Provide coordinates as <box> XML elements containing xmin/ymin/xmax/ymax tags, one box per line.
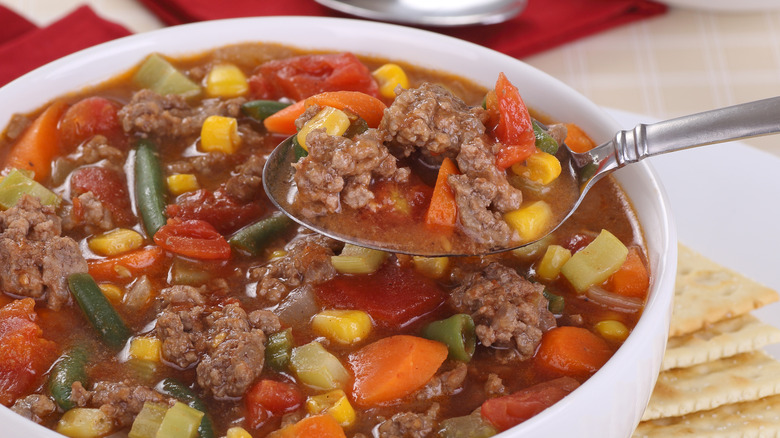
<box><xmin>269</xmin><ymin>249</ymin><xmax>288</xmax><ymax>260</ymax></box>
<box><xmin>594</xmin><ymin>319</ymin><xmax>629</xmax><ymax>342</ymax></box>
<box><xmin>305</xmin><ymin>389</ymin><xmax>356</xmax><ymax>428</ymax></box>
<box><xmin>226</xmin><ymin>427</ymin><xmax>253</xmax><ymax>438</ymax></box>
<box><xmin>511</xmin><ymin>150</ymin><xmax>562</xmax><ymax>185</ymax></box>
<box><xmin>536</xmin><ymin>245</ymin><xmax>572</xmax><ymax>281</ymax></box>
<box><xmin>88</xmin><ymin>228</ymin><xmax>144</xmax><ymax>257</ymax></box>
<box><xmin>129</xmin><ymin>336</ymin><xmax>162</xmax><ymax>362</ymax></box>
<box><xmin>56</xmin><ymin>408</ymin><xmax>112</xmax><ymax>438</ymax></box>
<box><xmin>504</xmin><ymin>201</ymin><xmax>553</xmax><ymax>242</ymax></box>
<box><xmin>372</xmin><ymin>63</ymin><xmax>410</xmax><ymax>99</ymax></box>
<box><xmin>98</xmin><ymin>283</ymin><xmax>123</xmax><ymax>303</ymax></box>
<box><xmin>412</xmin><ymin>256</ymin><xmax>449</xmax><ymax>279</ymax></box>
<box><xmin>297</xmin><ymin>107</ymin><xmax>350</xmax><ymax>151</ymax></box>
<box><xmin>311</xmin><ymin>310</ymin><xmax>372</xmax><ymax>345</ymax></box>
<box><xmin>166</xmin><ymin>174</ymin><xmax>200</xmax><ymax>196</ymax></box>
<box><xmin>201</xmin><ymin>115</ymin><xmax>242</xmax><ymax>154</ymax></box>
<box><xmin>205</xmin><ymin>63</ymin><xmax>249</xmax><ymax>98</ymax></box>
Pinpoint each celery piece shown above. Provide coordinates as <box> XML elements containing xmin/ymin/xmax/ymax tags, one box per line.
<box><xmin>438</xmin><ymin>413</ymin><xmax>497</xmax><ymax>438</ymax></box>
<box><xmin>560</xmin><ymin>229</ymin><xmax>629</xmax><ymax>293</ymax></box>
<box><xmin>265</xmin><ymin>328</ymin><xmax>294</xmax><ymax>371</ymax></box>
<box><xmin>156</xmin><ymin>401</ymin><xmax>204</xmax><ymax>438</ymax></box>
<box><xmin>331</xmin><ymin>244</ymin><xmax>388</xmax><ymax>275</ymax></box>
<box><xmin>171</xmin><ymin>257</ymin><xmax>211</xmax><ymax>285</ymax></box>
<box><xmin>134</xmin><ymin>53</ymin><xmax>201</xmax><ymax>98</ymax></box>
<box><xmin>0</xmin><ymin>169</ymin><xmax>60</xmax><ymax>209</ymax></box>
<box><xmin>128</xmin><ymin>402</ymin><xmax>168</xmax><ymax>438</ymax></box>
<box><xmin>290</xmin><ymin>341</ymin><xmax>351</xmax><ymax>391</ymax></box>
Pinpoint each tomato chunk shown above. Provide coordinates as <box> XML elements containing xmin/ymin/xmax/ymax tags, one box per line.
<box><xmin>166</xmin><ymin>188</ymin><xmax>264</xmax><ymax>235</ymax></box>
<box><xmin>249</xmin><ymin>53</ymin><xmax>380</xmax><ymax>101</ymax></box>
<box><xmin>491</xmin><ymin>73</ymin><xmax>536</xmax><ymax>170</ymax></box>
<box><xmin>153</xmin><ymin>218</ymin><xmax>231</xmax><ymax>260</ymax></box>
<box><xmin>245</xmin><ymin>379</ymin><xmax>304</xmax><ymax>429</ymax></box>
<box><xmin>316</xmin><ymin>261</ymin><xmax>445</xmax><ymax>328</ymax></box>
<box><xmin>60</xmin><ymin>97</ymin><xmax>122</xmax><ymax>148</ymax></box>
<box><xmin>480</xmin><ymin>377</ymin><xmax>580</xmax><ymax>431</ymax></box>
<box><xmin>70</xmin><ymin>166</ymin><xmax>134</xmax><ymax>225</ymax></box>
<box><xmin>0</xmin><ymin>298</ymin><xmax>58</xmax><ymax>406</ymax></box>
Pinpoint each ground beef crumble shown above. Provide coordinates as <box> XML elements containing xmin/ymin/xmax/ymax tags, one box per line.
<box><xmin>376</xmin><ymin>403</ymin><xmax>440</xmax><ymax>438</ymax></box>
<box><xmin>71</xmin><ymin>381</ymin><xmax>171</xmax><ymax>428</ymax></box>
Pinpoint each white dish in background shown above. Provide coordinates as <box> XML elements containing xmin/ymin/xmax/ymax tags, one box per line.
<box><xmin>659</xmin><ymin>0</ymin><xmax>780</xmax><ymax>12</ymax></box>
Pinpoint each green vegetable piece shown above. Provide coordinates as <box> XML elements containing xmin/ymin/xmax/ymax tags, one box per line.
<box><xmin>158</xmin><ymin>378</ymin><xmax>215</xmax><ymax>438</ymax></box>
<box><xmin>438</xmin><ymin>413</ymin><xmax>497</xmax><ymax>438</ymax></box>
<box><xmin>331</xmin><ymin>244</ymin><xmax>388</xmax><ymax>275</ymax></box>
<box><xmin>134</xmin><ymin>139</ymin><xmax>168</xmax><ymax>238</ymax></box>
<box><xmin>343</xmin><ymin>116</ymin><xmax>369</xmax><ymax>138</ymax></box>
<box><xmin>241</xmin><ymin>100</ymin><xmax>290</xmax><ymax>121</ymax></box>
<box><xmin>156</xmin><ymin>401</ymin><xmax>203</xmax><ymax>438</ymax></box>
<box><xmin>292</xmin><ymin>135</ymin><xmax>308</xmax><ymax>161</ymax></box>
<box><xmin>421</xmin><ymin>314</ymin><xmax>476</xmax><ymax>362</ymax></box>
<box><xmin>229</xmin><ymin>213</ymin><xmax>294</xmax><ymax>256</ymax></box>
<box><xmin>127</xmin><ymin>358</ymin><xmax>158</xmax><ymax>383</ymax></box>
<box><xmin>0</xmin><ymin>168</ymin><xmax>60</xmax><ymax>209</ymax></box>
<box><xmin>560</xmin><ymin>229</ymin><xmax>629</xmax><ymax>292</ymax></box>
<box><xmin>67</xmin><ymin>273</ymin><xmax>130</xmax><ymax>350</ymax></box>
<box><xmin>265</xmin><ymin>328</ymin><xmax>294</xmax><ymax>371</ymax></box>
<box><xmin>533</xmin><ymin>120</ymin><xmax>559</xmax><ymax>155</ymax></box>
<box><xmin>48</xmin><ymin>346</ymin><xmax>89</xmax><ymax>411</ymax></box>
<box><xmin>543</xmin><ymin>289</ymin><xmax>565</xmax><ymax>314</ymax></box>
<box><xmin>134</xmin><ymin>53</ymin><xmax>201</xmax><ymax>98</ymax></box>
<box><xmin>290</xmin><ymin>341</ymin><xmax>351</xmax><ymax>391</ymax></box>
<box><xmin>171</xmin><ymin>257</ymin><xmax>211</xmax><ymax>285</ymax></box>
<box><xmin>128</xmin><ymin>401</ymin><xmax>168</xmax><ymax>438</ymax></box>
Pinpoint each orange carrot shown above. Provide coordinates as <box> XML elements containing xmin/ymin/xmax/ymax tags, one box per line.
<box><xmin>263</xmin><ymin>100</ymin><xmax>306</xmax><ymax>135</ymax></box>
<box><xmin>349</xmin><ymin>335</ymin><xmax>448</xmax><ymax>406</ymax></box>
<box><xmin>425</xmin><ymin>157</ymin><xmax>459</xmax><ymax>230</ymax></box>
<box><xmin>4</xmin><ymin>101</ymin><xmax>67</xmax><ymax>182</ymax></box>
<box><xmin>608</xmin><ymin>247</ymin><xmax>650</xmax><ymax>299</ymax></box>
<box><xmin>268</xmin><ymin>414</ymin><xmax>346</xmax><ymax>438</ymax></box>
<box><xmin>87</xmin><ymin>246</ymin><xmax>167</xmax><ymax>282</ymax></box>
<box><xmin>535</xmin><ymin>326</ymin><xmax>612</xmax><ymax>380</ymax></box>
<box><xmin>564</xmin><ymin>123</ymin><xmax>596</xmax><ymax>153</ymax></box>
<box><xmin>305</xmin><ymin>91</ymin><xmax>387</xmax><ymax>128</ymax></box>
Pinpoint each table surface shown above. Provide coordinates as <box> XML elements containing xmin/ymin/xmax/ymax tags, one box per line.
<box><xmin>3</xmin><ymin>0</ymin><xmax>780</xmax><ymax>157</ymax></box>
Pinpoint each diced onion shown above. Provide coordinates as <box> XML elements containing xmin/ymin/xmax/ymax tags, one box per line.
<box><xmin>585</xmin><ymin>286</ymin><xmax>643</xmax><ymax>313</ymax></box>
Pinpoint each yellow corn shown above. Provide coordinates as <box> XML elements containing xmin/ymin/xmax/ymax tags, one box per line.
<box><xmin>166</xmin><ymin>174</ymin><xmax>200</xmax><ymax>196</ymax></box>
<box><xmin>372</xmin><ymin>63</ymin><xmax>409</xmax><ymax>99</ymax></box>
<box><xmin>594</xmin><ymin>319</ymin><xmax>629</xmax><ymax>342</ymax></box>
<box><xmin>536</xmin><ymin>245</ymin><xmax>572</xmax><ymax>281</ymax></box>
<box><xmin>226</xmin><ymin>427</ymin><xmax>253</xmax><ymax>438</ymax></box>
<box><xmin>201</xmin><ymin>115</ymin><xmax>242</xmax><ymax>154</ymax></box>
<box><xmin>205</xmin><ymin>63</ymin><xmax>249</xmax><ymax>98</ymax></box>
<box><xmin>511</xmin><ymin>150</ymin><xmax>562</xmax><ymax>185</ymax></box>
<box><xmin>504</xmin><ymin>201</ymin><xmax>553</xmax><ymax>242</ymax></box>
<box><xmin>311</xmin><ymin>309</ymin><xmax>372</xmax><ymax>345</ymax></box>
<box><xmin>129</xmin><ymin>336</ymin><xmax>162</xmax><ymax>362</ymax></box>
<box><xmin>269</xmin><ymin>249</ymin><xmax>288</xmax><ymax>260</ymax></box>
<box><xmin>98</xmin><ymin>283</ymin><xmax>123</xmax><ymax>303</ymax></box>
<box><xmin>305</xmin><ymin>389</ymin><xmax>356</xmax><ymax>428</ymax></box>
<box><xmin>297</xmin><ymin>107</ymin><xmax>350</xmax><ymax>151</ymax></box>
<box><xmin>56</xmin><ymin>408</ymin><xmax>113</xmax><ymax>438</ymax></box>
<box><xmin>88</xmin><ymin>228</ymin><xmax>144</xmax><ymax>257</ymax></box>
<box><xmin>412</xmin><ymin>256</ymin><xmax>449</xmax><ymax>279</ymax></box>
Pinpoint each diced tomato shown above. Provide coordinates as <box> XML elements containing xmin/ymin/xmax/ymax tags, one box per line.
<box><xmin>0</xmin><ymin>298</ymin><xmax>58</xmax><ymax>406</ymax></box>
<box><xmin>562</xmin><ymin>233</ymin><xmax>596</xmax><ymax>254</ymax></box>
<box><xmin>480</xmin><ymin>377</ymin><xmax>580</xmax><ymax>431</ymax></box>
<box><xmin>70</xmin><ymin>166</ymin><xmax>134</xmax><ymax>225</ymax></box>
<box><xmin>166</xmin><ymin>188</ymin><xmax>264</xmax><ymax>235</ymax></box>
<box><xmin>316</xmin><ymin>261</ymin><xmax>446</xmax><ymax>329</ymax></box>
<box><xmin>245</xmin><ymin>379</ymin><xmax>304</xmax><ymax>429</ymax></box>
<box><xmin>153</xmin><ymin>218</ymin><xmax>231</xmax><ymax>260</ymax></box>
<box><xmin>60</xmin><ymin>97</ymin><xmax>122</xmax><ymax>149</ymax></box>
<box><xmin>491</xmin><ymin>73</ymin><xmax>537</xmax><ymax>170</ymax></box>
<box><xmin>371</xmin><ymin>179</ymin><xmax>432</xmax><ymax>221</ymax></box>
<box><xmin>249</xmin><ymin>53</ymin><xmax>380</xmax><ymax>101</ymax></box>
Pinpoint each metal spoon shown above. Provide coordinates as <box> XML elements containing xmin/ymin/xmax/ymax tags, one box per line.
<box><xmin>264</xmin><ymin>96</ymin><xmax>780</xmax><ymax>256</ymax></box>
<box><xmin>313</xmin><ymin>0</ymin><xmax>527</xmax><ymax>27</ymax></box>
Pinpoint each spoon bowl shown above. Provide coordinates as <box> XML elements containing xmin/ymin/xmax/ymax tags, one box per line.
<box><xmin>314</xmin><ymin>0</ymin><xmax>527</xmax><ymax>26</ymax></box>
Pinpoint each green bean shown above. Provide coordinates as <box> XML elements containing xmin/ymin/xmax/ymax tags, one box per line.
<box><xmin>241</xmin><ymin>100</ymin><xmax>291</xmax><ymax>121</ymax></box>
<box><xmin>265</xmin><ymin>328</ymin><xmax>294</xmax><ymax>371</ymax></box>
<box><xmin>421</xmin><ymin>314</ymin><xmax>476</xmax><ymax>362</ymax></box>
<box><xmin>533</xmin><ymin>120</ymin><xmax>559</xmax><ymax>155</ymax></box>
<box><xmin>48</xmin><ymin>346</ymin><xmax>89</xmax><ymax>411</ymax></box>
<box><xmin>134</xmin><ymin>139</ymin><xmax>167</xmax><ymax>238</ymax></box>
<box><xmin>543</xmin><ymin>289</ymin><xmax>565</xmax><ymax>314</ymax></box>
<box><xmin>158</xmin><ymin>378</ymin><xmax>215</xmax><ymax>438</ymax></box>
<box><xmin>228</xmin><ymin>213</ymin><xmax>294</xmax><ymax>256</ymax></box>
<box><xmin>67</xmin><ymin>273</ymin><xmax>130</xmax><ymax>350</ymax></box>
<box><xmin>291</xmin><ymin>135</ymin><xmax>308</xmax><ymax>161</ymax></box>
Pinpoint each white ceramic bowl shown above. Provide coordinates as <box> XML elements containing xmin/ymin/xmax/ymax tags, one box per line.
<box><xmin>0</xmin><ymin>16</ymin><xmax>677</xmax><ymax>438</ymax></box>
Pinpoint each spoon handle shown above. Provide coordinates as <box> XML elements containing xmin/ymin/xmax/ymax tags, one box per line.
<box><xmin>613</xmin><ymin>96</ymin><xmax>780</xmax><ymax>165</ymax></box>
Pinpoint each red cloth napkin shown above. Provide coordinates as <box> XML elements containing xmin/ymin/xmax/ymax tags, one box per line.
<box><xmin>137</xmin><ymin>0</ymin><xmax>667</xmax><ymax>59</ymax></box>
<box><xmin>0</xmin><ymin>5</ymin><xmax>131</xmax><ymax>87</ymax></box>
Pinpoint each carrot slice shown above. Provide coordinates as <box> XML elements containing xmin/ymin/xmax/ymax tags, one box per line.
<box><xmin>263</xmin><ymin>100</ymin><xmax>306</xmax><ymax>135</ymax></box>
<box><xmin>87</xmin><ymin>246</ymin><xmax>167</xmax><ymax>282</ymax></box>
<box><xmin>535</xmin><ymin>326</ymin><xmax>612</xmax><ymax>380</ymax></box>
<box><xmin>268</xmin><ymin>414</ymin><xmax>346</xmax><ymax>438</ymax></box>
<box><xmin>305</xmin><ymin>91</ymin><xmax>387</xmax><ymax>128</ymax></box>
<box><xmin>425</xmin><ymin>157</ymin><xmax>459</xmax><ymax>230</ymax></box>
<box><xmin>4</xmin><ymin>101</ymin><xmax>67</xmax><ymax>182</ymax></box>
<box><xmin>607</xmin><ymin>247</ymin><xmax>650</xmax><ymax>299</ymax></box>
<box><xmin>349</xmin><ymin>335</ymin><xmax>448</xmax><ymax>406</ymax></box>
<box><xmin>564</xmin><ymin>123</ymin><xmax>596</xmax><ymax>153</ymax></box>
